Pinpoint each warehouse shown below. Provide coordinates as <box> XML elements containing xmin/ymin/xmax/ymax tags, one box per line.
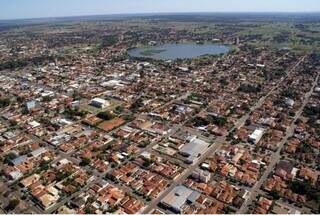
<box><xmin>89</xmin><ymin>98</ymin><xmax>110</xmax><ymax>109</ymax></box>
<box><xmin>161</xmin><ymin>185</ymin><xmax>200</xmax><ymax>213</ymax></box>
<box><xmin>179</xmin><ymin>136</ymin><xmax>210</xmax><ymax>164</ymax></box>
<box><xmin>248</xmin><ymin>128</ymin><xmax>264</xmax><ymax>144</ymax></box>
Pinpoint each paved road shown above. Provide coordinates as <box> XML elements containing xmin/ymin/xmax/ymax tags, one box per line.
<box><xmin>237</xmin><ymin>71</ymin><xmax>319</xmax><ymax>214</ymax></box>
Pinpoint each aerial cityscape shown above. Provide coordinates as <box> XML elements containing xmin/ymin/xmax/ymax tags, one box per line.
<box><xmin>0</xmin><ymin>0</ymin><xmax>320</xmax><ymax>214</ymax></box>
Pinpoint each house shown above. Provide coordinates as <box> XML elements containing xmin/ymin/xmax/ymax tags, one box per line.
<box><xmin>4</xmin><ymin>166</ymin><xmax>23</xmax><ymax>181</ymax></box>
<box><xmin>37</xmin><ymin>186</ymin><xmax>60</xmax><ymax>210</ymax></box>
<box><xmin>271</xmin><ymin>202</ymin><xmax>301</xmax><ymax>214</ymax></box>
<box><xmin>10</xmin><ymin>155</ymin><xmax>28</xmax><ymax>166</ymax></box>
<box><xmin>275</xmin><ymin>160</ymin><xmax>298</xmax><ymax>180</ymax></box>
<box><xmin>57</xmin><ymin>205</ymin><xmax>76</xmax><ymax>214</ymax></box>
<box><xmin>41</xmin><ymin>90</ymin><xmax>55</xmax><ymax>98</ymax></box>
<box><xmin>20</xmin><ymin>174</ymin><xmax>41</xmax><ymax>187</ymax></box>
<box><xmin>31</xmin><ymin>147</ymin><xmax>47</xmax><ymax>158</ymax></box>
<box><xmin>191</xmin><ymin>169</ymin><xmax>211</xmax><ymax>183</ymax></box>
<box><xmin>298</xmin><ymin>167</ymin><xmax>319</xmax><ymax>185</ymax></box>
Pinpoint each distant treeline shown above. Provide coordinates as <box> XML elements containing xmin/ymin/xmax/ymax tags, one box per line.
<box><xmin>100</xmin><ymin>35</ymin><xmax>118</xmax><ymax>48</ymax></box>
<box><xmin>0</xmin><ymin>55</ymin><xmax>55</xmax><ymax>71</ymax></box>
<box><xmin>133</xmin><ymin>13</ymin><xmax>320</xmax><ymax>24</ymax></box>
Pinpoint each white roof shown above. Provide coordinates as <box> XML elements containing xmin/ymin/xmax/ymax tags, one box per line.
<box><xmin>91</xmin><ymin>98</ymin><xmax>107</xmax><ymax>104</ymax></box>
<box><xmin>249</xmin><ymin>128</ymin><xmax>264</xmax><ymax>139</ymax></box>
<box><xmin>29</xmin><ymin>120</ymin><xmax>41</xmax><ymax>128</ymax></box>
<box><xmin>180</xmin><ymin>137</ymin><xmax>209</xmax><ymax>157</ymax></box>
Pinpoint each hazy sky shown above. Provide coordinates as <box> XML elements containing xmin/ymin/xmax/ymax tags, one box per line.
<box><xmin>1</xmin><ymin>0</ymin><xmax>320</xmax><ymax>20</ymax></box>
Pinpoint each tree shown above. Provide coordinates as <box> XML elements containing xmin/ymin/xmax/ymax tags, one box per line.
<box><xmin>64</xmin><ymin>107</ymin><xmax>87</xmax><ymax>119</ymax></box>
<box><xmin>219</xmin><ymin>78</ymin><xmax>229</xmax><ymax>86</ymax></box>
<box><xmin>130</xmin><ymin>98</ymin><xmax>143</xmax><ymax>112</ymax></box>
<box><xmin>4</xmin><ymin>152</ymin><xmax>17</xmax><ymax>164</ymax></box>
<box><xmin>270</xmin><ymin>190</ymin><xmax>280</xmax><ymax>200</ymax></box>
<box><xmin>84</xmin><ymin>207</ymin><xmax>95</xmax><ymax>214</ymax></box>
<box><xmin>281</xmin><ymin>88</ymin><xmax>298</xmax><ymax>99</ymax></box>
<box><xmin>97</xmin><ymin>111</ymin><xmax>114</xmax><ymax>121</ymax></box>
<box><xmin>114</xmin><ymin>106</ymin><xmax>124</xmax><ymax>114</ymax></box>
<box><xmin>107</xmin><ymin>205</ymin><xmax>119</xmax><ymax>213</ymax></box>
<box><xmin>6</xmin><ymin>199</ymin><xmax>20</xmax><ymax>211</ymax></box>
<box><xmin>208</xmin><ymin>115</ymin><xmax>227</xmax><ymax>127</ymax></box>
<box><xmin>142</xmin><ymin>158</ymin><xmax>152</xmax><ymax>168</ymax></box>
<box><xmin>42</xmin><ymin>96</ymin><xmax>53</xmax><ymax>102</ymax></box>
<box><xmin>238</xmin><ymin>83</ymin><xmax>262</xmax><ymax>93</ymax></box>
<box><xmin>0</xmin><ymin>97</ymin><xmax>11</xmax><ymax>108</ymax></box>
<box><xmin>80</xmin><ymin>157</ymin><xmax>91</xmax><ymax>166</ymax></box>
<box><xmin>100</xmin><ymin>35</ymin><xmax>118</xmax><ymax>48</ymax></box>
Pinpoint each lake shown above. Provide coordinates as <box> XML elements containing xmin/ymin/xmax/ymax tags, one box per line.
<box><xmin>128</xmin><ymin>43</ymin><xmax>230</xmax><ymax>60</ymax></box>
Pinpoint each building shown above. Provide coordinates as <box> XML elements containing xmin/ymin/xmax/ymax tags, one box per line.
<box><xmin>180</xmin><ymin>136</ymin><xmax>210</xmax><ymax>164</ymax></box>
<box><xmin>248</xmin><ymin>128</ymin><xmax>264</xmax><ymax>144</ymax></box>
<box><xmin>10</xmin><ymin>155</ymin><xmax>28</xmax><ymax>166</ymax></box>
<box><xmin>90</xmin><ymin>98</ymin><xmax>110</xmax><ymax>109</ymax></box>
<box><xmin>20</xmin><ymin>174</ymin><xmax>41</xmax><ymax>187</ymax></box>
<box><xmin>271</xmin><ymin>202</ymin><xmax>301</xmax><ymax>214</ymax></box>
<box><xmin>161</xmin><ymin>185</ymin><xmax>200</xmax><ymax>213</ymax></box>
<box><xmin>148</xmin><ymin>41</ymin><xmax>157</xmax><ymax>46</ymax></box>
<box><xmin>191</xmin><ymin>168</ymin><xmax>211</xmax><ymax>183</ymax></box>
<box><xmin>26</xmin><ymin>100</ymin><xmax>37</xmax><ymax>111</ymax></box>
<box><xmin>284</xmin><ymin>98</ymin><xmax>295</xmax><ymax>108</ymax></box>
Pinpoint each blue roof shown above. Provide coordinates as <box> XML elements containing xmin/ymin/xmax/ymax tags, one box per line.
<box><xmin>11</xmin><ymin>155</ymin><xmax>27</xmax><ymax>166</ymax></box>
<box><xmin>26</xmin><ymin>101</ymin><xmax>36</xmax><ymax>110</ymax></box>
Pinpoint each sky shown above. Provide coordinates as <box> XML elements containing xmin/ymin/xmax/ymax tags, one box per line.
<box><xmin>1</xmin><ymin>0</ymin><xmax>320</xmax><ymax>20</ymax></box>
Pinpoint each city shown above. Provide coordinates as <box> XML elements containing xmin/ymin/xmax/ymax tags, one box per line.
<box><xmin>0</xmin><ymin>1</ymin><xmax>320</xmax><ymax>214</ymax></box>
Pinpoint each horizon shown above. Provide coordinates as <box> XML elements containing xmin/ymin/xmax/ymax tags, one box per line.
<box><xmin>1</xmin><ymin>11</ymin><xmax>320</xmax><ymax>22</ymax></box>
<box><xmin>1</xmin><ymin>0</ymin><xmax>320</xmax><ymax>20</ymax></box>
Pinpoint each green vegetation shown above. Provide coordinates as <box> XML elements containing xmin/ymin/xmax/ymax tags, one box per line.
<box><xmin>42</xmin><ymin>96</ymin><xmax>53</xmax><ymax>102</ymax></box>
<box><xmin>56</xmin><ymin>171</ymin><xmax>71</xmax><ymax>181</ymax></box>
<box><xmin>138</xmin><ymin>141</ymin><xmax>150</xmax><ymax>148</ymax></box>
<box><xmin>97</xmin><ymin>111</ymin><xmax>115</xmax><ymax>121</ymax></box>
<box><xmin>38</xmin><ymin>161</ymin><xmax>50</xmax><ymax>171</ymax></box>
<box><xmin>289</xmin><ymin>180</ymin><xmax>320</xmax><ymax>203</ymax></box>
<box><xmin>297</xmin><ymin>141</ymin><xmax>314</xmax><ymax>154</ymax></box>
<box><xmin>107</xmin><ymin>205</ymin><xmax>119</xmax><ymax>213</ymax></box>
<box><xmin>6</xmin><ymin>199</ymin><xmax>20</xmax><ymax>211</ymax></box>
<box><xmin>269</xmin><ymin>189</ymin><xmax>281</xmax><ymax>200</ymax></box>
<box><xmin>80</xmin><ymin>157</ymin><xmax>91</xmax><ymax>166</ymax></box>
<box><xmin>100</xmin><ymin>35</ymin><xmax>118</xmax><ymax>48</ymax></box>
<box><xmin>84</xmin><ymin>207</ymin><xmax>95</xmax><ymax>214</ymax></box>
<box><xmin>281</xmin><ymin>87</ymin><xmax>298</xmax><ymax>99</ymax></box>
<box><xmin>208</xmin><ymin>115</ymin><xmax>227</xmax><ymax>127</ymax></box>
<box><xmin>0</xmin><ymin>97</ymin><xmax>11</xmax><ymax>108</ymax></box>
<box><xmin>193</xmin><ymin>114</ymin><xmax>227</xmax><ymax>127</ymax></box>
<box><xmin>130</xmin><ymin>98</ymin><xmax>144</xmax><ymax>112</ymax></box>
<box><xmin>63</xmin><ymin>107</ymin><xmax>88</xmax><ymax>119</ymax></box>
<box><xmin>4</xmin><ymin>152</ymin><xmax>17</xmax><ymax>164</ymax></box>
<box><xmin>219</xmin><ymin>78</ymin><xmax>229</xmax><ymax>86</ymax></box>
<box><xmin>114</xmin><ymin>105</ymin><xmax>124</xmax><ymax>114</ymax></box>
<box><xmin>304</xmin><ymin>105</ymin><xmax>320</xmax><ymax>117</ymax></box>
<box><xmin>237</xmin><ymin>23</ymin><xmax>320</xmax><ymax>52</ymax></box>
<box><xmin>238</xmin><ymin>83</ymin><xmax>262</xmax><ymax>93</ymax></box>
<box><xmin>142</xmin><ymin>157</ymin><xmax>153</xmax><ymax>168</ymax></box>
<box><xmin>140</xmin><ymin>48</ymin><xmax>166</xmax><ymax>56</ymax></box>
<box><xmin>105</xmin><ymin>173</ymin><xmax>117</xmax><ymax>182</ymax></box>
<box><xmin>0</xmin><ymin>55</ymin><xmax>55</xmax><ymax>71</ymax></box>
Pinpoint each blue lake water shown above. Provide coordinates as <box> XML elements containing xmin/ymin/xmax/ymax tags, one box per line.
<box><xmin>128</xmin><ymin>43</ymin><xmax>230</xmax><ymax>60</ymax></box>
